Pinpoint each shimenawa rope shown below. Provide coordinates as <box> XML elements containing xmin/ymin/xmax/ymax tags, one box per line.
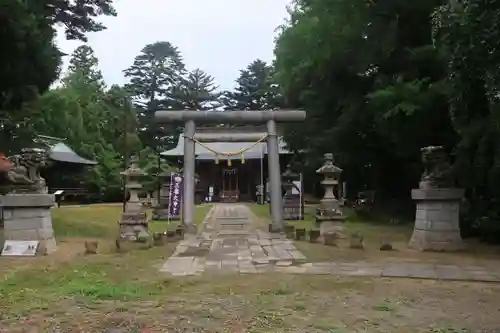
<box><xmin>184</xmin><ymin>134</ymin><xmax>268</xmax><ymax>166</ymax></box>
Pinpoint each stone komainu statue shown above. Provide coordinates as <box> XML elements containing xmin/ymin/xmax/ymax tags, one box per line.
<box><xmin>419</xmin><ymin>145</ymin><xmax>453</xmax><ymax>189</ymax></box>
<box><xmin>4</xmin><ymin>148</ymin><xmax>48</xmax><ymax>188</ymax></box>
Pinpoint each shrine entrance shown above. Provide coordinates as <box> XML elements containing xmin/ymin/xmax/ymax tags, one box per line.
<box><xmin>221</xmin><ymin>168</ymin><xmax>238</xmax><ymax>202</ymax></box>
<box><xmin>154</xmin><ymin>110</ymin><xmax>306</xmax><ymax>233</ymax></box>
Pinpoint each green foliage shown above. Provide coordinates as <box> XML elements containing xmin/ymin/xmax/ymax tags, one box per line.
<box><xmin>221</xmin><ymin>59</ymin><xmax>284</xmax><ymax>111</ymax></box>
<box><xmin>48</xmin><ymin>0</ymin><xmax>117</xmax><ymax>41</ymax></box>
<box><xmin>136</xmin><ymin>146</ymin><xmax>162</xmax><ymax>193</ymax></box>
<box><xmin>0</xmin><ymin>0</ymin><xmax>116</xmax><ymax>153</ymax></box>
<box><xmin>432</xmin><ymin>0</ymin><xmax>500</xmax><ymax>241</ymax></box>
<box><xmin>26</xmin><ymin>45</ymin><xmax>145</xmax><ymax>201</ymax></box>
<box><xmin>274</xmin><ymin>0</ymin><xmax>454</xmax><ymax>201</ymax></box>
<box><xmin>67</xmin><ymin>45</ymin><xmax>105</xmax><ymax>86</ymax></box>
<box><xmin>124</xmin><ymin>41</ymin><xmax>186</xmax><ymax>150</ymax></box>
<box><xmin>174</xmin><ymin>68</ymin><xmax>220</xmax><ymax>110</ymax></box>
<box><xmin>0</xmin><ymin>0</ymin><xmax>60</xmax><ymax>153</ymax></box>
<box><xmin>273</xmin><ymin>0</ymin><xmax>500</xmax><ymax>241</ymax></box>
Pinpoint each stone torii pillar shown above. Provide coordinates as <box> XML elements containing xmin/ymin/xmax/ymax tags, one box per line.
<box><xmin>155</xmin><ymin>110</ymin><xmax>306</xmax><ymax>233</ymax></box>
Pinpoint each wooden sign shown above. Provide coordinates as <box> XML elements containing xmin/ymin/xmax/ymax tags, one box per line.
<box><xmin>1</xmin><ymin>240</ymin><xmax>39</xmax><ymax>256</ymax></box>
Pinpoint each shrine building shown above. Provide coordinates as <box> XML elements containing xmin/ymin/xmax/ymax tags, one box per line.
<box><xmin>160</xmin><ymin>125</ymin><xmax>294</xmax><ymax>202</ymax></box>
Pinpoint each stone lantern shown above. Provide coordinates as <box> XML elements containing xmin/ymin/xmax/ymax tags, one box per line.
<box><xmin>118</xmin><ymin>156</ymin><xmax>150</xmax><ymax>244</ymax></box>
<box><xmin>315</xmin><ymin>153</ymin><xmax>344</xmax><ymax>235</ymax></box>
<box><xmin>282</xmin><ymin>162</ymin><xmax>304</xmax><ymax>220</ymax></box>
<box><xmin>121</xmin><ymin>156</ymin><xmax>146</xmax><ymax>212</ymax></box>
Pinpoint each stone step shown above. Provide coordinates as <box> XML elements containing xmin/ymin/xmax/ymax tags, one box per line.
<box><xmin>216</xmin><ymin>216</ymin><xmax>248</xmax><ymax>220</ymax></box>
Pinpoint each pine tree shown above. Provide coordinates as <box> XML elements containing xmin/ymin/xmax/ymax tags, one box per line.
<box><xmin>223</xmin><ymin>59</ymin><xmax>284</xmax><ymax>110</ymax></box>
<box><xmin>123</xmin><ymin>41</ymin><xmax>186</xmax><ymax>149</ymax></box>
<box><xmin>175</xmin><ymin>68</ymin><xmax>220</xmax><ymax>110</ymax></box>
<box><xmin>67</xmin><ymin>45</ymin><xmax>104</xmax><ymax>86</ymax></box>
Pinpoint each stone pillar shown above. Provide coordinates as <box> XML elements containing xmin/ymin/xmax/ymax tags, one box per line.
<box><xmin>266</xmin><ymin>119</ymin><xmax>284</xmax><ymax>232</ymax></box>
<box><xmin>1</xmin><ymin>194</ymin><xmax>57</xmax><ymax>254</ymax></box>
<box><xmin>182</xmin><ymin>120</ymin><xmax>196</xmax><ymax>233</ymax></box>
<box><xmin>179</xmin><ymin>168</ymin><xmax>201</xmax><ymax>206</ymax></box>
<box><xmin>409</xmin><ymin>189</ymin><xmax>464</xmax><ymax>251</ymax></box>
<box><xmin>315</xmin><ymin>153</ymin><xmax>344</xmax><ymax>236</ymax></box>
<box><xmin>119</xmin><ymin>157</ymin><xmax>149</xmax><ymax>242</ymax></box>
<box><xmin>282</xmin><ymin>163</ymin><xmax>303</xmax><ymax>220</ymax></box>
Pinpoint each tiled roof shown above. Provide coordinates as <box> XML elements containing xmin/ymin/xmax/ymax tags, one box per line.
<box><xmin>49</xmin><ymin>143</ymin><xmax>97</xmax><ymax>165</ymax></box>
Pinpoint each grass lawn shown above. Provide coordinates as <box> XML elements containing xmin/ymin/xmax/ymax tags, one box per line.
<box><xmin>51</xmin><ymin>203</ymin><xmax>214</xmax><ymax>237</ymax></box>
<box><xmin>248</xmin><ymin>203</ymin><xmax>500</xmax><ymax>268</ymax></box>
<box><xmin>1</xmin><ymin>204</ymin><xmax>500</xmax><ymax>332</ymax></box>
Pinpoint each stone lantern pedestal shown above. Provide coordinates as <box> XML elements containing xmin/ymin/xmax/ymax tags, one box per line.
<box><xmin>315</xmin><ymin>153</ymin><xmax>344</xmax><ymax>236</ymax></box>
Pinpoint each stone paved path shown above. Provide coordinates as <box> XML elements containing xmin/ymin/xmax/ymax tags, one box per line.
<box><xmin>160</xmin><ymin>204</ymin><xmax>306</xmax><ymax>276</ymax></box>
<box><xmin>160</xmin><ymin>204</ymin><xmax>500</xmax><ymax>283</ymax></box>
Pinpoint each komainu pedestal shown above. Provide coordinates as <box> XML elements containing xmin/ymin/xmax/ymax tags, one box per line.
<box><xmin>2</xmin><ymin>194</ymin><xmax>57</xmax><ymax>254</ymax></box>
<box><xmin>409</xmin><ymin>146</ymin><xmax>464</xmax><ymax>251</ymax></box>
<box><xmin>409</xmin><ymin>188</ymin><xmax>464</xmax><ymax>251</ymax></box>
<box><xmin>1</xmin><ymin>148</ymin><xmax>56</xmax><ymax>255</ymax></box>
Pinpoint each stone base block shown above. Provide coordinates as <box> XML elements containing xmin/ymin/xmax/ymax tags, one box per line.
<box><xmin>409</xmin><ymin>187</ymin><xmax>464</xmax><ymax>252</ymax></box>
<box><xmin>319</xmin><ymin>219</ymin><xmax>344</xmax><ymax>237</ymax></box>
<box><xmin>283</xmin><ymin>205</ymin><xmax>304</xmax><ymax>220</ymax></box>
<box><xmin>409</xmin><ymin>229</ymin><xmax>464</xmax><ymax>251</ymax></box>
<box><xmin>151</xmin><ymin>208</ymin><xmax>180</xmax><ymax>221</ymax></box>
<box><xmin>40</xmin><ymin>237</ymin><xmax>57</xmax><ymax>254</ymax></box>
<box><xmin>121</xmin><ymin>211</ymin><xmax>147</xmax><ymax>224</ymax></box>
<box><xmin>283</xmin><ymin>195</ymin><xmax>304</xmax><ymax>220</ymax></box>
<box><xmin>1</xmin><ymin>193</ymin><xmax>57</xmax><ymax>254</ymax></box>
<box><xmin>183</xmin><ymin>224</ymin><xmax>198</xmax><ymax>235</ymax></box>
<box><xmin>124</xmin><ymin>201</ymin><xmax>142</xmax><ymax>212</ymax></box>
<box><xmin>118</xmin><ymin>224</ymin><xmax>150</xmax><ymax>241</ymax></box>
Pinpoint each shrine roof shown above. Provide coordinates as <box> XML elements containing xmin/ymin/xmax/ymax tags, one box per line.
<box><xmin>49</xmin><ymin>143</ymin><xmax>98</xmax><ymax>165</ymax></box>
<box><xmin>160</xmin><ymin>135</ymin><xmax>291</xmax><ymax>160</ymax></box>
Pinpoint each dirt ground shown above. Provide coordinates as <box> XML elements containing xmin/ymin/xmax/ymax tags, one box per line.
<box><xmin>1</xmin><ymin>236</ymin><xmax>498</xmax><ymax>332</ymax></box>
<box><xmin>1</xmin><ymin>205</ymin><xmax>500</xmax><ymax>332</ymax></box>
<box><xmin>1</xmin><ymin>274</ymin><xmax>499</xmax><ymax>332</ymax></box>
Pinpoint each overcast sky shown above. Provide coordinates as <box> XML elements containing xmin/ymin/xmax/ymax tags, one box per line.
<box><xmin>55</xmin><ymin>0</ymin><xmax>291</xmax><ymax>91</ymax></box>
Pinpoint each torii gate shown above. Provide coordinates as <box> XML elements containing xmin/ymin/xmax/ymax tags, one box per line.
<box><xmin>155</xmin><ymin>110</ymin><xmax>306</xmax><ymax>233</ymax></box>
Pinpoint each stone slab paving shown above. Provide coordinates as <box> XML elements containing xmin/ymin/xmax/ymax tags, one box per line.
<box><xmin>160</xmin><ymin>204</ymin><xmax>307</xmax><ymax>276</ymax></box>
<box><xmin>160</xmin><ymin>204</ymin><xmax>500</xmax><ymax>283</ymax></box>
<box><xmin>273</xmin><ymin>261</ymin><xmax>500</xmax><ymax>283</ymax></box>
